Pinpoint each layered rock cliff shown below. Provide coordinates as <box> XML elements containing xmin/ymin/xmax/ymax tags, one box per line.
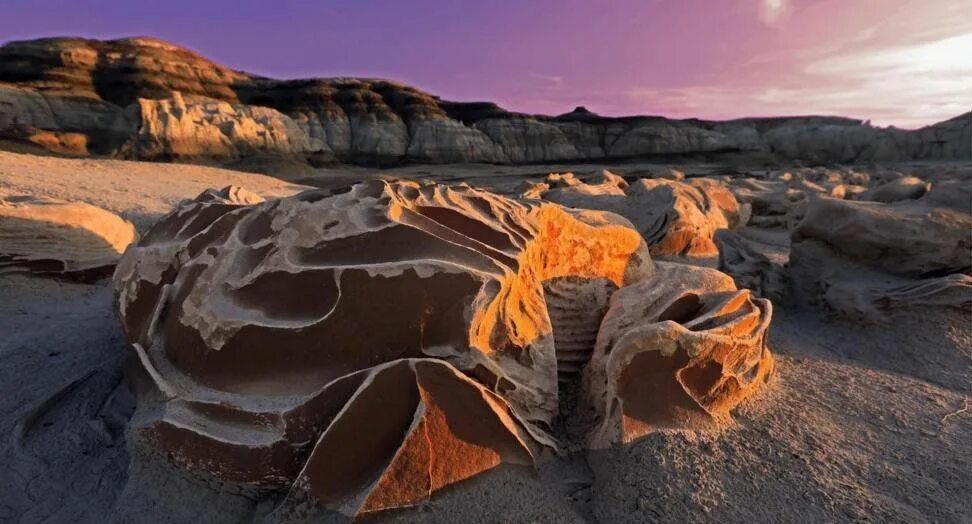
<box><xmin>1</xmin><ymin>37</ymin><xmax>969</xmax><ymax>166</ymax></box>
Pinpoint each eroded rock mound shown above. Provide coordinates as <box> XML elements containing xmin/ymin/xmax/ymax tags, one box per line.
<box><xmin>528</xmin><ymin>171</ymin><xmax>746</xmax><ymax>266</ymax></box>
<box><xmin>585</xmin><ymin>262</ymin><xmax>774</xmax><ymax>447</ymax></box>
<box><xmin>788</xmin><ymin>180</ymin><xmax>972</xmax><ymax>320</ymax></box>
<box><xmin>0</xmin><ymin>193</ymin><xmax>136</xmax><ymax>277</ymax></box>
<box><xmin>114</xmin><ymin>180</ymin><xmax>661</xmax><ymax>515</ymax></box>
<box><xmin>113</xmin><ymin>180</ymin><xmax>778</xmax><ymax>515</ymax></box>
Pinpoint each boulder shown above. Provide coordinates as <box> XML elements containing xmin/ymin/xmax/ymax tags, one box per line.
<box><xmin>859</xmin><ymin>176</ymin><xmax>930</xmax><ymax>203</ymax></box>
<box><xmin>792</xmin><ymin>196</ymin><xmax>971</xmax><ymax>278</ymax></box>
<box><xmin>788</xmin><ymin>188</ymin><xmax>972</xmax><ymax>319</ymax></box>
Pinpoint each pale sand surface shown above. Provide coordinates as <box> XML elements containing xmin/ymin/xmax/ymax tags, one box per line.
<box><xmin>0</xmin><ymin>154</ymin><xmax>969</xmax><ymax>523</ymax></box>
<box><xmin>0</xmin><ymin>151</ymin><xmax>308</xmax><ymax>230</ymax></box>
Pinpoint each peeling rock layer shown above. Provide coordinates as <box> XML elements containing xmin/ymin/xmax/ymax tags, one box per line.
<box><xmin>1</xmin><ymin>37</ymin><xmax>968</xmax><ymax>165</ymax></box>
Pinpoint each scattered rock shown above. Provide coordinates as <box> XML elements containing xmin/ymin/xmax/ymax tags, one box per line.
<box><xmin>859</xmin><ymin>176</ymin><xmax>930</xmax><ymax>203</ymax></box>
<box><xmin>190</xmin><ymin>185</ymin><xmax>265</xmax><ymax>205</ymax></box>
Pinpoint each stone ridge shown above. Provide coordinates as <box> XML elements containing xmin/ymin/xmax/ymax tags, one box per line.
<box><xmin>0</xmin><ymin>36</ymin><xmax>969</xmax><ymax>165</ymax></box>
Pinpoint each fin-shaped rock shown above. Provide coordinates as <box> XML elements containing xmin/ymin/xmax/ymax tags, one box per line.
<box><xmin>293</xmin><ymin>359</ymin><xmax>538</xmax><ymax>516</ymax></box>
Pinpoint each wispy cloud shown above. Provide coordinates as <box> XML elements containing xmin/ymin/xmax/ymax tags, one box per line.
<box><xmin>614</xmin><ymin>3</ymin><xmax>972</xmax><ymax>127</ymax></box>
<box><xmin>527</xmin><ymin>71</ymin><xmax>566</xmax><ymax>90</ymax></box>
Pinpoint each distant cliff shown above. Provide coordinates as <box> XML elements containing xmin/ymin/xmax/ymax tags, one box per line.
<box><xmin>0</xmin><ymin>37</ymin><xmax>968</xmax><ymax>167</ymax></box>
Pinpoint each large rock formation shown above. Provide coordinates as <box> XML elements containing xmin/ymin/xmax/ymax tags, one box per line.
<box><xmin>112</xmin><ymin>180</ymin><xmax>774</xmax><ymax>515</ymax></box>
<box><xmin>1</xmin><ymin>37</ymin><xmax>968</xmax><ymax>166</ymax></box>
<box><xmin>0</xmin><ymin>193</ymin><xmax>137</xmax><ymax>277</ymax></box>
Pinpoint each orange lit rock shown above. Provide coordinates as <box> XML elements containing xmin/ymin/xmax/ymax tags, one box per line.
<box><xmin>292</xmin><ymin>359</ymin><xmax>540</xmax><ymax>515</ymax></box>
<box><xmin>115</xmin><ymin>180</ymin><xmax>778</xmax><ymax>515</ymax></box>
<box><xmin>631</xmin><ymin>178</ymin><xmax>745</xmax><ymax>264</ymax></box>
<box><xmin>530</xmin><ymin>173</ymin><xmax>745</xmax><ymax>266</ymax></box>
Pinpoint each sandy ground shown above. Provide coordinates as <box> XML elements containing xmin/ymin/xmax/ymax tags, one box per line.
<box><xmin>0</xmin><ymin>151</ymin><xmax>307</xmax><ymax>231</ymax></box>
<box><xmin>0</xmin><ymin>155</ymin><xmax>970</xmax><ymax>523</ymax></box>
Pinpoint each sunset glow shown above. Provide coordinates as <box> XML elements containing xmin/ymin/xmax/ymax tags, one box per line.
<box><xmin>2</xmin><ymin>0</ymin><xmax>968</xmax><ymax>127</ymax></box>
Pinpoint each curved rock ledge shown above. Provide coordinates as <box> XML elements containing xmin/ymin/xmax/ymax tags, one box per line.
<box><xmin>0</xmin><ymin>193</ymin><xmax>136</xmax><ymax>277</ymax></box>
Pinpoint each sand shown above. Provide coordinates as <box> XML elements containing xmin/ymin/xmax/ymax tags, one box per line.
<box><xmin>0</xmin><ymin>154</ymin><xmax>969</xmax><ymax>523</ymax></box>
<box><xmin>0</xmin><ymin>151</ymin><xmax>307</xmax><ymax>231</ymax></box>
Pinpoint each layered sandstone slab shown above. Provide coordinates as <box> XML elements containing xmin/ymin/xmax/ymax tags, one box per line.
<box><xmin>0</xmin><ymin>193</ymin><xmax>136</xmax><ymax>276</ymax></box>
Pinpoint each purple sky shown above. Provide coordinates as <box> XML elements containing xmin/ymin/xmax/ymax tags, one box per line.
<box><xmin>3</xmin><ymin>0</ymin><xmax>969</xmax><ymax>127</ymax></box>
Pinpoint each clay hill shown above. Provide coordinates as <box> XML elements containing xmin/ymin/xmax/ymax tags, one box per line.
<box><xmin>0</xmin><ymin>36</ymin><xmax>969</xmax><ymax>168</ymax></box>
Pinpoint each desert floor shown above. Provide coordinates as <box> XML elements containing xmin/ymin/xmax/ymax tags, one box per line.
<box><xmin>0</xmin><ymin>152</ymin><xmax>969</xmax><ymax>523</ymax></box>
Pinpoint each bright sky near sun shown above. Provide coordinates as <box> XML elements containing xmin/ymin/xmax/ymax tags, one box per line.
<box><xmin>2</xmin><ymin>0</ymin><xmax>969</xmax><ymax>128</ymax></box>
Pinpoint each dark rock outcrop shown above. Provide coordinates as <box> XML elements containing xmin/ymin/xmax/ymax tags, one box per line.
<box><xmin>1</xmin><ymin>37</ymin><xmax>969</xmax><ymax>166</ymax></box>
